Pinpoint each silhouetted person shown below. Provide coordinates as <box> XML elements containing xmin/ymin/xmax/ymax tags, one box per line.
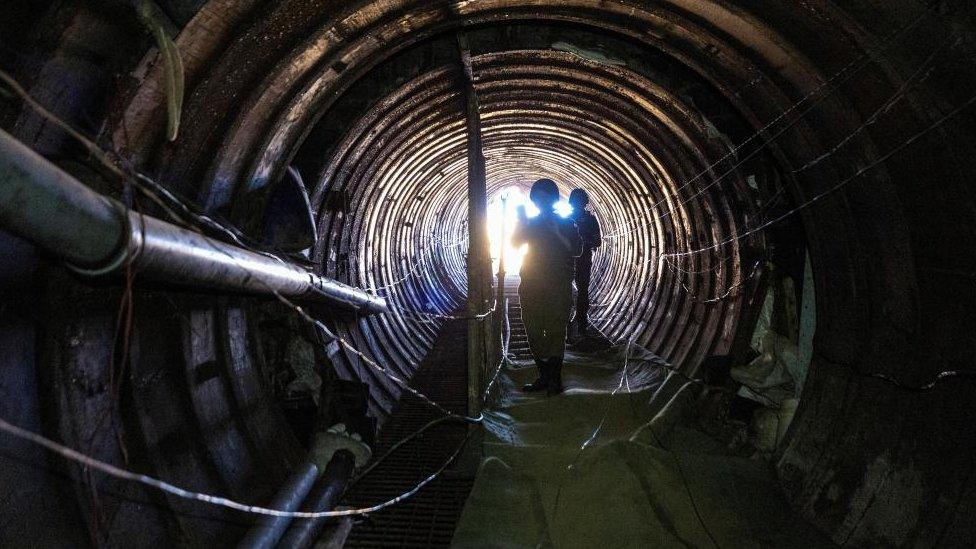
<box><xmin>512</xmin><ymin>179</ymin><xmax>582</xmax><ymax>395</ymax></box>
<box><xmin>569</xmin><ymin>188</ymin><xmax>602</xmax><ymax>337</ymax></box>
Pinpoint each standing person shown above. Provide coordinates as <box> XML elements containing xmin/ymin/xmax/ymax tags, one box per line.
<box><xmin>512</xmin><ymin>179</ymin><xmax>582</xmax><ymax>395</ymax></box>
<box><xmin>568</xmin><ymin>189</ymin><xmax>602</xmax><ymax>338</ymax></box>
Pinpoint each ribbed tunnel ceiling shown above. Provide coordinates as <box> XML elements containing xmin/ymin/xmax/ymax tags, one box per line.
<box><xmin>2</xmin><ymin>0</ymin><xmax>975</xmax><ymax>546</ymax></box>
<box><xmin>310</xmin><ymin>47</ymin><xmax>757</xmax><ymax>385</ymax></box>
<box><xmin>130</xmin><ymin>1</ymin><xmax>976</xmax><ymax>541</ymax></box>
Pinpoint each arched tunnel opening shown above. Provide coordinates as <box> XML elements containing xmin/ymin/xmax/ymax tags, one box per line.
<box><xmin>1</xmin><ymin>1</ymin><xmax>974</xmax><ymax>547</ymax></box>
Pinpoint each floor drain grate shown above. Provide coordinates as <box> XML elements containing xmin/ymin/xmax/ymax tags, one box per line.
<box><xmin>341</xmin><ymin>317</ymin><xmax>473</xmax><ymax>548</ymax></box>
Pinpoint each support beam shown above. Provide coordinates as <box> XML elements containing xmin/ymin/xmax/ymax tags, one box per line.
<box><xmin>0</xmin><ymin>129</ymin><xmax>387</xmax><ymax>314</ymax></box>
<box><xmin>457</xmin><ymin>33</ymin><xmax>494</xmax><ymax>417</ymax></box>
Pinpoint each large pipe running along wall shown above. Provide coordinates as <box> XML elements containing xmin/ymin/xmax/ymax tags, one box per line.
<box><xmin>0</xmin><ymin>129</ymin><xmax>387</xmax><ymax>313</ymax></box>
<box><xmin>1</xmin><ymin>0</ymin><xmax>974</xmax><ymax>546</ymax></box>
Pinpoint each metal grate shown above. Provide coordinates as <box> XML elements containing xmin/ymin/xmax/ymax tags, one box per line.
<box><xmin>504</xmin><ymin>277</ymin><xmax>532</xmax><ymax>362</ymax></box>
<box><xmin>341</xmin><ymin>317</ymin><xmax>474</xmax><ymax>548</ymax></box>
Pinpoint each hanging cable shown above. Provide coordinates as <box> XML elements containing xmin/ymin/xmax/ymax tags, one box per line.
<box><xmin>0</xmin><ymin>275</ymin><xmax>516</xmax><ymax>520</ymax></box>
<box><xmin>600</xmin><ymin>10</ymin><xmax>934</xmax><ymax>241</ymax></box>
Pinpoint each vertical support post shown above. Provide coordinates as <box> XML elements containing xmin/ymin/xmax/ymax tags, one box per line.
<box><xmin>457</xmin><ymin>32</ymin><xmax>493</xmax><ymax>418</ymax></box>
<box><xmin>494</xmin><ymin>195</ymin><xmax>508</xmax><ymax>361</ymax></box>
<box><xmin>497</xmin><ymin>194</ymin><xmax>508</xmax><ymax>294</ymax></box>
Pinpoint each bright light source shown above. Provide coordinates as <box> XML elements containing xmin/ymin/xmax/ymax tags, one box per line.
<box><xmin>487</xmin><ymin>187</ymin><xmax>531</xmax><ymax>274</ymax></box>
<box><xmin>487</xmin><ymin>187</ymin><xmax>574</xmax><ymax>274</ymax></box>
<box><xmin>554</xmin><ymin>200</ymin><xmax>574</xmax><ymax>218</ymax></box>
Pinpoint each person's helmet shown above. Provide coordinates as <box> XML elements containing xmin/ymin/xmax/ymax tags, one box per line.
<box><xmin>569</xmin><ymin>188</ymin><xmax>589</xmax><ymax>208</ymax></box>
<box><xmin>529</xmin><ymin>178</ymin><xmax>560</xmax><ymax>208</ymax></box>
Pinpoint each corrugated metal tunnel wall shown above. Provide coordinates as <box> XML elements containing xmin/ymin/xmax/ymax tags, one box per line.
<box><xmin>0</xmin><ymin>0</ymin><xmax>974</xmax><ymax>547</ymax></box>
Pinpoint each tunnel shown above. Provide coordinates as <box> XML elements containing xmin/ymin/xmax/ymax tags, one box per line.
<box><xmin>1</xmin><ymin>0</ymin><xmax>974</xmax><ymax>547</ymax></box>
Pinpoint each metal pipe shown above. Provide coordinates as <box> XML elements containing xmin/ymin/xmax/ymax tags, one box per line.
<box><xmin>237</xmin><ymin>462</ymin><xmax>320</xmax><ymax>549</ymax></box>
<box><xmin>276</xmin><ymin>449</ymin><xmax>357</xmax><ymax>549</ymax></box>
<box><xmin>0</xmin><ymin>129</ymin><xmax>387</xmax><ymax>313</ymax></box>
<box><xmin>0</xmin><ymin>132</ymin><xmax>124</xmax><ymax>269</ymax></box>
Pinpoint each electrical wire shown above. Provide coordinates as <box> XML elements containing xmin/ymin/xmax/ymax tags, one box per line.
<box><xmin>365</xmin><ymin>232</ymin><xmax>465</xmax><ymax>294</ymax></box>
<box><xmin>601</xmin><ymin>11</ymin><xmax>934</xmax><ymax>241</ymax></box>
<box><xmin>579</xmin><ymin>332</ymin><xmax>721</xmax><ymax>548</ymax></box>
<box><xmin>348</xmin><ymin>415</ymin><xmax>480</xmax><ymax>487</ymax></box>
<box><xmin>0</xmin><ymin>277</ymin><xmax>515</xmax><ymax>520</ymax></box>
<box><xmin>664</xmin><ymin>258</ymin><xmax>764</xmax><ymax>305</ymax></box>
<box><xmin>552</xmin><ymin>337</ymin><xmax>640</xmax><ymax>512</ymax></box>
<box><xmin>346</xmin><ymin>299</ymin><xmax>512</xmax><ymax>489</ymax></box>
<box><xmin>0</xmin><ymin>68</ymin><xmax>481</xmax><ymax>423</ymax></box>
<box><xmin>2</xmin><ymin>11</ymin><xmax>972</xmax><ymax>530</ymax></box>
<box><xmin>384</xmin><ymin>295</ymin><xmax>499</xmax><ymax>321</ymax></box>
<box><xmin>0</xmin><ymin>69</ymin><xmax>307</xmax><ymax>270</ymax></box>
<box><xmin>618</xmin><ymin>17</ymin><xmax>962</xmax><ymax>257</ymax></box>
<box><xmin>640</xmin><ymin>389</ymin><xmax>723</xmax><ymax>549</ymax></box>
<box><xmin>0</xmin><ymin>414</ymin><xmax>471</xmax><ymax>519</ymax></box>
<box><xmin>660</xmin><ymin>88</ymin><xmax>976</xmax><ymax>261</ymax></box>
<box><xmin>0</xmin><ymin>242</ymin><xmax>504</xmax><ymax>523</ymax></box>
<box><xmin>2</xmin><ymin>92</ymin><xmax>495</xmax><ymax>487</ymax></box>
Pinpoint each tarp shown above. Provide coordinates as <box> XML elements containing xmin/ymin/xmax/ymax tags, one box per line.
<box><xmin>731</xmin><ymin>253</ymin><xmax>817</xmax><ymax>451</ymax></box>
<box><xmin>453</xmin><ymin>346</ymin><xmax>833</xmax><ymax>548</ymax></box>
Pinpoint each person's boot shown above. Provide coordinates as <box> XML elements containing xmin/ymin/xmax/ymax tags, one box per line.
<box><xmin>522</xmin><ymin>359</ymin><xmax>549</xmax><ymax>393</ymax></box>
<box><xmin>546</xmin><ymin>357</ymin><xmax>564</xmax><ymax>396</ymax></box>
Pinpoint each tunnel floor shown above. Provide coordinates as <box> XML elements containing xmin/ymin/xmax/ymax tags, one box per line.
<box><xmin>338</xmin><ymin>279</ymin><xmax>837</xmax><ymax>547</ymax></box>
<box><xmin>446</xmin><ymin>283</ymin><xmax>834</xmax><ymax>548</ymax></box>
<box><xmin>340</xmin><ymin>317</ymin><xmax>474</xmax><ymax>547</ymax></box>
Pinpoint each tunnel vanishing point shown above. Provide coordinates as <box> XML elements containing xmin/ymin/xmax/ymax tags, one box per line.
<box><xmin>1</xmin><ymin>1</ymin><xmax>975</xmax><ymax>547</ymax></box>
